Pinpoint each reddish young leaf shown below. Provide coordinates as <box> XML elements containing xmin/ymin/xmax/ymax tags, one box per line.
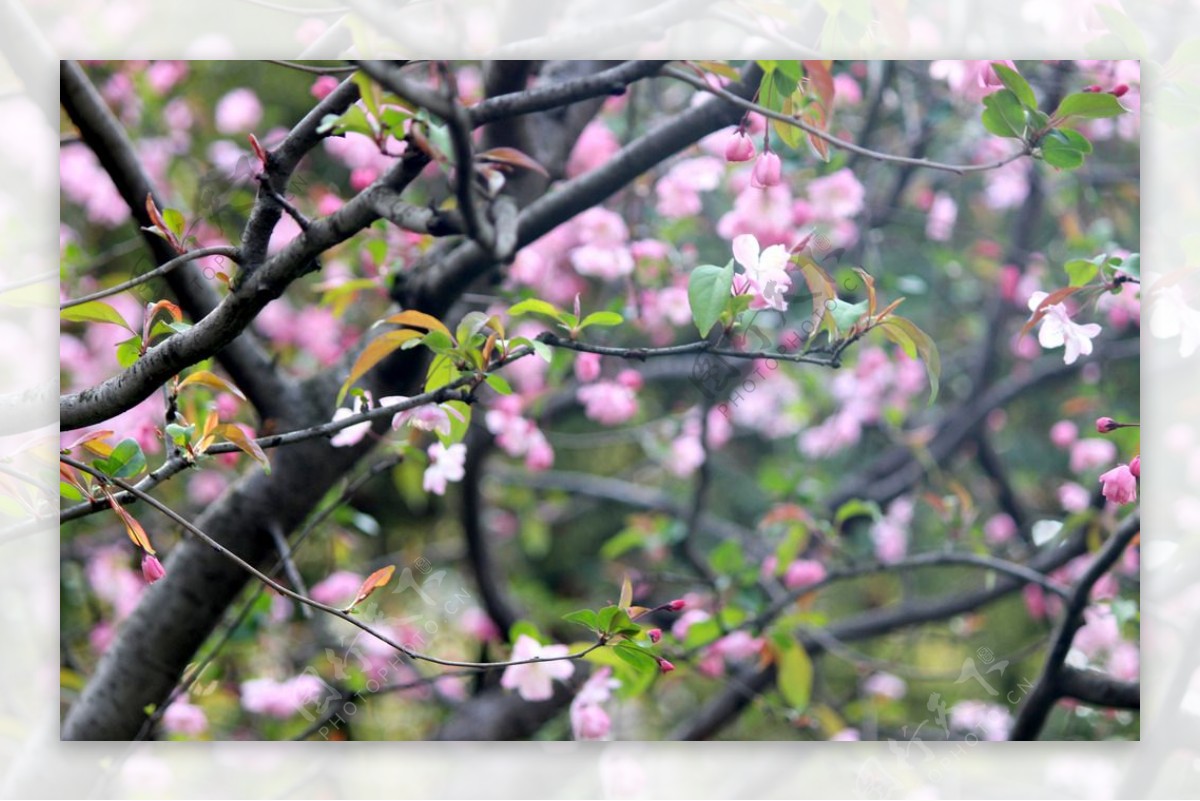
<box><xmin>383</xmin><ymin>310</ymin><xmax>453</xmax><ymax>339</ymax></box>
<box><xmin>477</xmin><ymin>147</ymin><xmax>550</xmax><ymax>177</ymax></box>
<box><xmin>61</xmin><ymin>429</ymin><xmax>115</xmax><ymax>454</ymax></box>
<box><xmin>344</xmin><ymin>565</ymin><xmax>396</xmax><ymax>611</ymax></box>
<box><xmin>338</xmin><ymin>328</ymin><xmax>424</xmax><ymax>403</ymax></box>
<box><xmin>216</xmin><ymin>424</ymin><xmax>270</xmax><ymax>473</ymax></box>
<box><xmin>178</xmin><ymin>369</ymin><xmax>247</xmax><ymax>401</ymax></box>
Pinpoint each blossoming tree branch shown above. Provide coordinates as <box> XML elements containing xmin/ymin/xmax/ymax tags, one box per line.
<box><xmin>58</xmin><ymin>59</ymin><xmax>1139</xmax><ymax>742</ymax></box>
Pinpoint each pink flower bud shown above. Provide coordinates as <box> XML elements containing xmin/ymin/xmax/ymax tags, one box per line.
<box><xmin>648</xmin><ymin>628</ymin><xmax>662</xmax><ymax>643</ymax></box>
<box><xmin>1083</xmin><ymin>84</ymin><xmax>1103</xmax><ymax>93</ymax></box>
<box><xmin>657</xmin><ymin>657</ymin><xmax>676</xmax><ymax>674</ymax></box>
<box><xmin>1129</xmin><ymin>455</ymin><xmax>1140</xmax><ymax>479</ymax></box>
<box><xmin>1110</xmin><ymin>84</ymin><xmax>1129</xmax><ymax>97</ymax></box>
<box><xmin>141</xmin><ymin>554</ymin><xmax>166</xmax><ymax>584</ymax></box>
<box><xmin>724</xmin><ymin>130</ymin><xmax>756</xmax><ymax>163</ymax></box>
<box><xmin>1099</xmin><ymin>464</ymin><xmax>1137</xmax><ymax>505</ymax></box>
<box><xmin>666</xmin><ymin>599</ymin><xmax>686</xmax><ymax>611</ymax></box>
<box><xmin>1096</xmin><ymin>417</ymin><xmax>1119</xmax><ymax>434</ymax></box>
<box><xmin>750</xmin><ymin>150</ymin><xmax>782</xmax><ymax>189</ymax></box>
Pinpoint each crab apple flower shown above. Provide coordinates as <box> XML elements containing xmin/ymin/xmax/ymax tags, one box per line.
<box><xmin>499</xmin><ymin>635</ymin><xmax>575</xmax><ymax>701</ymax></box>
<box><xmin>141</xmin><ymin>554</ymin><xmax>166</xmax><ymax>584</ymax></box>
<box><xmin>750</xmin><ymin>150</ymin><xmax>782</xmax><ymax>188</ymax></box>
<box><xmin>732</xmin><ymin>233</ymin><xmax>793</xmax><ymax>311</ymax></box>
<box><xmin>724</xmin><ymin>129</ymin><xmax>756</xmax><ymax>162</ymax></box>
<box><xmin>671</xmin><ymin>609</ymin><xmax>709</xmax><ymax>639</ymax></box>
<box><xmin>423</xmin><ymin>442</ymin><xmax>467</xmax><ymax>496</ymax></box>
<box><xmin>1070</xmin><ymin>438</ymin><xmax>1117</xmax><ymax>473</ymax></box>
<box><xmin>570</xmin><ymin>666</ymin><xmax>619</xmax><ymax>741</ymax></box>
<box><xmin>1099</xmin><ymin>464</ymin><xmax>1137</xmax><ymax>504</ymax></box>
<box><xmin>657</xmin><ymin>657</ymin><xmax>676</xmax><ymax>674</ymax></box>
<box><xmin>161</xmin><ymin>699</ymin><xmax>208</xmax><ymax>736</ymax></box>
<box><xmin>807</xmin><ymin>168</ymin><xmax>865</xmax><ymax>219</ymax></box>
<box><xmin>712</xmin><ymin>631</ymin><xmax>764</xmax><ymax>662</ymax></box>
<box><xmin>214</xmin><ymin>87</ymin><xmax>263</xmax><ymax>134</ymax></box>
<box><xmin>310</xmin><ymin>75</ymin><xmax>339</xmax><ymax>100</ymax></box>
<box><xmin>329</xmin><ymin>394</ymin><xmax>373</xmax><ymax>448</ymax></box>
<box><xmin>1027</xmin><ymin>291</ymin><xmax>1103</xmax><ymax>365</ymax></box>
<box><xmin>240</xmin><ymin>675</ymin><xmax>325</xmax><ymax>719</ymax></box>
<box><xmin>1130</xmin><ymin>455</ymin><xmax>1140</xmax><ymax>478</ymax></box>
<box><xmin>983</xmin><ymin>513</ymin><xmax>1018</xmax><ymax>545</ymax></box>
<box><xmin>1059</xmin><ymin>481</ymin><xmax>1091</xmax><ymax>513</ymax></box>
<box><xmin>1096</xmin><ymin>416</ymin><xmax>1119</xmax><ymax>434</ymax></box>
<box><xmin>783</xmin><ymin>559</ymin><xmax>827</xmax><ymax>590</ymax></box>
<box><xmin>647</xmin><ymin>628</ymin><xmax>663</xmax><ymax>644</ymax></box>
<box><xmin>1050</xmin><ymin>420</ymin><xmax>1078</xmax><ymax>449</ymax></box>
<box><xmin>577</xmin><ymin>380</ymin><xmax>639</xmax><ymax>425</ymax></box>
<box><xmin>574</xmin><ymin>352</ymin><xmax>602</xmax><ymax>383</ymax></box>
<box><xmin>310</xmin><ymin>570</ymin><xmax>364</xmax><ymax>606</ymax></box>
<box><xmin>925</xmin><ymin>192</ymin><xmax>958</xmax><ymax>241</ymax></box>
<box><xmin>864</xmin><ymin>672</ymin><xmax>907</xmax><ymax>700</ymax></box>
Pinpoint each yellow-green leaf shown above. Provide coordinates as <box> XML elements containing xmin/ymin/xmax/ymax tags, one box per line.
<box><xmin>383</xmin><ymin>310</ymin><xmax>452</xmax><ymax>339</ymax></box>
<box><xmin>178</xmin><ymin>370</ymin><xmax>246</xmax><ymax>401</ymax></box>
<box><xmin>61</xmin><ymin>300</ymin><xmax>134</xmax><ymax>332</ymax></box>
<box><xmin>216</xmin><ymin>423</ymin><xmax>270</xmax><ymax>474</ymax></box>
<box><xmin>339</xmin><ymin>329</ymin><xmax>424</xmax><ymax>403</ymax></box>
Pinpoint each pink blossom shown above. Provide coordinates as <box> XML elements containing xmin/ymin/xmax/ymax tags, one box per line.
<box><xmin>214</xmin><ymin>88</ymin><xmax>263</xmax><ymax>134</ymax></box>
<box><xmin>831</xmin><ymin>728</ymin><xmax>861</xmax><ymax>740</ymax></box>
<box><xmin>1023</xmin><ymin>584</ymin><xmax>1048</xmax><ymax>620</ymax></box>
<box><xmin>387</xmin><ymin>398</ymin><xmax>462</xmax><ymax>437</ymax></box>
<box><xmin>310</xmin><ymin>75</ymin><xmax>340</xmax><ymax>100</ymax></box>
<box><xmin>1108</xmin><ymin>641</ymin><xmax>1139</xmax><ymax>681</ymax></box>
<box><xmin>712</xmin><ymin>631</ymin><xmax>764</xmax><ymax>662</ymax></box>
<box><xmin>146</xmin><ymin>61</ymin><xmax>188</xmax><ymax>95</ymax></box>
<box><xmin>872</xmin><ymin>497</ymin><xmax>913</xmax><ymax>564</ymax></box>
<box><xmin>925</xmin><ymin>192</ymin><xmax>957</xmax><ymax>241</ymax></box>
<box><xmin>577</xmin><ymin>381</ymin><xmax>639</xmax><ymax>425</ymax></box>
<box><xmin>423</xmin><ymin>442</ymin><xmax>467</xmax><ymax>495</ymax></box>
<box><xmin>525</xmin><ymin>431</ymin><xmax>555</xmax><ymax>472</ymax></box>
<box><xmin>783</xmin><ymin>559</ymin><xmax>827</xmax><ymax>590</ymax></box>
<box><xmin>1099</xmin><ymin>464</ymin><xmax>1137</xmax><ymax>504</ymax></box>
<box><xmin>983</xmin><ymin>513</ymin><xmax>1017</xmax><ymax>545</ymax></box>
<box><xmin>567</xmin><ymin>121</ymin><xmax>620</xmax><ymax>178</ymax></box>
<box><xmin>655</xmin><ymin>157</ymin><xmax>723</xmax><ymax>218</ymax></box>
<box><xmin>717</xmin><ymin>182</ymin><xmax>794</xmax><ymax>247</ymax></box>
<box><xmin>570</xmin><ymin>244</ymin><xmax>634</xmax><ymax>280</ymax></box>
<box><xmin>1073</xmin><ymin>605</ymin><xmax>1120</xmax><ymax>658</ymax></box>
<box><xmin>668</xmin><ymin>434</ymin><xmax>706</xmax><ymax>477</ymax></box>
<box><xmin>929</xmin><ymin>60</ymin><xmax>1016</xmax><ymax>102</ymax></box>
<box><xmin>499</xmin><ymin>635</ymin><xmax>575</xmax><ymax>701</ymax></box>
<box><xmin>576</xmin><ymin>207</ymin><xmax>629</xmax><ymax>247</ymax></box>
<box><xmin>948</xmin><ymin>700</ymin><xmax>1012</xmax><ymax>741</ymax></box>
<box><xmin>1130</xmin><ymin>455</ymin><xmax>1140</xmax><ymax>479</ymax></box>
<box><xmin>187</xmin><ymin>471</ymin><xmax>229</xmax><ymax>506</ymax></box>
<box><xmin>570</xmin><ymin>666</ymin><xmax>619</xmax><ymax>740</ymax></box>
<box><xmin>240</xmin><ymin>675</ymin><xmax>326</xmax><ymax>719</ymax></box>
<box><xmin>1028</xmin><ymin>292</ymin><xmax>1103</xmax><ymax>364</ymax></box>
<box><xmin>1059</xmin><ymin>481</ymin><xmax>1091</xmax><ymax>513</ymax></box>
<box><xmin>863</xmin><ymin>672</ymin><xmax>907</xmax><ymax>700</ymax></box>
<box><xmin>60</xmin><ymin>145</ymin><xmax>131</xmax><ymax>227</ymax></box>
<box><xmin>141</xmin><ymin>554</ymin><xmax>166</xmax><ymax>585</ymax></box>
<box><xmin>833</xmin><ymin>73</ymin><xmax>863</xmax><ymax>105</ymax></box>
<box><xmin>310</xmin><ymin>570</ymin><xmax>364</xmax><ymax>606</ymax></box>
<box><xmin>574</xmin><ymin>352</ymin><xmax>602</xmax><ymax>383</ymax></box>
<box><xmin>807</xmin><ymin>168</ymin><xmax>865</xmax><ymax>219</ymax></box>
<box><xmin>1050</xmin><ymin>420</ymin><xmax>1079</xmax><ymax>449</ymax></box>
<box><xmin>750</xmin><ymin>150</ymin><xmax>782</xmax><ymax>188</ymax></box>
<box><xmin>732</xmin><ymin>233</ymin><xmax>792</xmax><ymax>312</ymax></box>
<box><xmin>460</xmin><ymin>607</ymin><xmax>502</xmax><ymax>642</ymax></box>
<box><xmin>671</xmin><ymin>609</ymin><xmax>710</xmax><ymax>641</ymax></box>
<box><xmin>329</xmin><ymin>395</ymin><xmax>372</xmax><ymax>448</ymax></box>
<box><xmin>161</xmin><ymin>699</ymin><xmax>208</xmax><ymax>736</ymax></box>
<box><xmin>1070</xmin><ymin>438</ymin><xmax>1117</xmax><ymax>473</ymax></box>
<box><xmin>724</xmin><ymin>130</ymin><xmax>756</xmax><ymax>162</ymax></box>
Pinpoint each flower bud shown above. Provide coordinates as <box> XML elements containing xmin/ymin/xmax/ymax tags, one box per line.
<box><xmin>724</xmin><ymin>130</ymin><xmax>756</xmax><ymax>163</ymax></box>
<box><xmin>657</xmin><ymin>657</ymin><xmax>676</xmax><ymax>674</ymax></box>
<box><xmin>750</xmin><ymin>150</ymin><xmax>782</xmax><ymax>189</ymax></box>
<box><xmin>1110</xmin><ymin>84</ymin><xmax>1129</xmax><ymax>97</ymax></box>
<box><xmin>666</xmin><ymin>599</ymin><xmax>686</xmax><ymax>611</ymax></box>
<box><xmin>141</xmin><ymin>553</ymin><xmax>166</xmax><ymax>584</ymax></box>
<box><xmin>1129</xmin><ymin>455</ymin><xmax>1140</xmax><ymax>479</ymax></box>
<box><xmin>648</xmin><ymin>628</ymin><xmax>662</xmax><ymax>644</ymax></box>
<box><xmin>1096</xmin><ymin>417</ymin><xmax>1119</xmax><ymax>434</ymax></box>
<box><xmin>1083</xmin><ymin>84</ymin><xmax>1103</xmax><ymax>93</ymax></box>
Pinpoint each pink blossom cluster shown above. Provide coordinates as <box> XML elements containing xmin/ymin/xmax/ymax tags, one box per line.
<box><xmin>240</xmin><ymin>674</ymin><xmax>327</xmax><ymax>719</ymax></box>
<box><xmin>664</xmin><ymin>405</ymin><xmax>734</xmax><ymax>477</ymax></box>
<box><xmin>798</xmin><ymin>346</ymin><xmax>926</xmax><ymax>458</ymax></box>
<box><xmin>499</xmin><ymin>635</ymin><xmax>574</xmax><ymax>701</ymax></box>
<box><xmin>577</xmin><ymin>369</ymin><xmax>643</xmax><ymax>426</ymax></box>
<box><xmin>870</xmin><ymin>496</ymin><xmax>914</xmax><ymax>564</ymax></box>
<box><xmin>485</xmin><ymin>395</ymin><xmax>554</xmax><ymax>471</ymax></box>
<box><xmin>570</xmin><ymin>667</ymin><xmax>619</xmax><ymax>740</ymax></box>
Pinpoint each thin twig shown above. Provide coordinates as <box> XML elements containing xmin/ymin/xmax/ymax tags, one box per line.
<box><xmin>60</xmin><ymin>247</ymin><xmax>242</xmax><ymax>310</ymax></box>
<box><xmin>660</xmin><ymin>66</ymin><xmax>1031</xmax><ymax>176</ymax></box>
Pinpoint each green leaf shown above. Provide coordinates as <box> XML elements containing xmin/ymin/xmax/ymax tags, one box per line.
<box><xmin>438</xmin><ymin>400</ymin><xmax>472</xmax><ymax>446</ymax></box>
<box><xmin>1065</xmin><ymin>258</ymin><xmax>1100</xmax><ymax>287</ymax></box>
<box><xmin>709</xmin><ymin>540</ymin><xmax>744</xmax><ymax>575</ymax></box>
<box><xmin>981</xmin><ymin>89</ymin><xmax>1028</xmax><ymax>139</ymax></box>
<box><xmin>600</xmin><ymin>527</ymin><xmax>646</xmax><ymax>559</ymax></box>
<box><xmin>991</xmin><ymin>63</ymin><xmax>1037</xmax><ymax>110</ymax></box>
<box><xmin>94</xmin><ymin>437</ymin><xmax>147</xmax><ymax>480</ymax></box>
<box><xmin>508</xmin><ymin>620</ymin><xmax>543</xmax><ymax>644</ymax></box>
<box><xmin>563</xmin><ymin>609</ymin><xmax>600</xmax><ymax>632</ymax></box>
<box><xmin>612</xmin><ymin>642</ymin><xmax>658</xmax><ymax>673</ymax></box>
<box><xmin>1122</xmin><ymin>253</ymin><xmax>1140</xmax><ymax>280</ymax></box>
<box><xmin>877</xmin><ymin>316</ymin><xmax>941</xmax><ymax>403</ymax></box>
<box><xmin>775</xmin><ymin>637</ymin><xmax>814</xmax><ymax>712</ymax></box>
<box><xmin>683</xmin><ymin>618</ymin><xmax>722</xmax><ymax>649</ymax></box>
<box><xmin>456</xmin><ymin>311</ymin><xmax>492</xmax><ymax>346</ymax></box>
<box><xmin>60</xmin><ymin>481</ymin><xmax>84</xmax><ymax>501</ymax></box>
<box><xmin>509</xmin><ymin>298</ymin><xmax>564</xmax><ymax>322</ymax></box>
<box><xmin>421</xmin><ymin>329</ymin><xmax>455</xmax><ymax>353</ymax></box>
<box><xmin>688</xmin><ymin>261</ymin><xmax>735</xmax><ymax>338</ymax></box>
<box><xmin>61</xmin><ymin>300</ymin><xmax>134</xmax><ymax>332</ymax></box>
<box><xmin>115</xmin><ymin>335</ymin><xmax>142</xmax><ymax>369</ymax></box>
<box><xmin>597</xmin><ymin>605</ymin><xmax>619</xmax><ymax>634</ymax></box>
<box><xmin>1039</xmin><ymin>128</ymin><xmax>1092</xmax><ymax>170</ymax></box>
<box><xmin>834</xmin><ymin>498</ymin><xmax>882</xmax><ymax>527</ymax></box>
<box><xmin>485</xmin><ymin>373</ymin><xmax>513</xmax><ymax>395</ymax></box>
<box><xmin>1054</xmin><ymin>92</ymin><xmax>1126</xmax><ymax>120</ymax></box>
<box><xmin>827</xmin><ymin>298</ymin><xmax>869</xmax><ymax>334</ymax></box>
<box><xmin>580</xmin><ymin>311</ymin><xmax>624</xmax><ymax>329</ymax></box>
<box><xmin>424</xmin><ymin>354</ymin><xmax>459</xmax><ymax>392</ymax></box>
<box><xmin>162</xmin><ymin>208</ymin><xmax>186</xmax><ymax>241</ymax></box>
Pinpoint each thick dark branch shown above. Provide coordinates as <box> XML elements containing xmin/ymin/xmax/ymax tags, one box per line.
<box><xmin>1059</xmin><ymin>666</ymin><xmax>1139</xmax><ymax>711</ymax></box>
<box><xmin>59</xmin><ymin>150</ymin><xmax>430</xmax><ymax>431</ymax></box>
<box><xmin>1009</xmin><ymin>511</ymin><xmax>1141</xmax><ymax>740</ymax></box>
<box><xmin>59</xmin><ymin>61</ymin><xmax>289</xmax><ymax>420</ymax></box>
<box><xmin>469</xmin><ymin>60</ymin><xmax>666</xmax><ymax>127</ymax></box>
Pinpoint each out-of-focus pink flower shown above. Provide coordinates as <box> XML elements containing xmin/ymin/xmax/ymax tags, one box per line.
<box><xmin>310</xmin><ymin>570</ymin><xmax>364</xmax><ymax>606</ymax></box>
<box><xmin>214</xmin><ymin>88</ymin><xmax>263</xmax><ymax>134</ymax></box>
<box><xmin>1099</xmin><ymin>464</ymin><xmax>1137</xmax><ymax>504</ymax></box>
<box><xmin>146</xmin><ymin>61</ymin><xmax>188</xmax><ymax>95</ymax></box>
<box><xmin>783</xmin><ymin>559</ymin><xmax>827</xmax><ymax>590</ymax></box>
<box><xmin>1028</xmin><ymin>291</ymin><xmax>1103</xmax><ymax>365</ymax></box>
<box><xmin>1050</xmin><ymin>420</ymin><xmax>1079</xmax><ymax>449</ymax></box>
<box><xmin>1024</xmin><ymin>584</ymin><xmax>1048</xmax><ymax>620</ymax></box>
<box><xmin>570</xmin><ymin>666</ymin><xmax>618</xmax><ymax>740</ymax></box>
<box><xmin>929</xmin><ymin>60</ymin><xmax>1016</xmax><ymax>102</ymax></box>
<box><xmin>423</xmin><ymin>442</ymin><xmax>467</xmax><ymax>495</ymax></box>
<box><xmin>983</xmin><ymin>513</ymin><xmax>1017</xmax><ymax>545</ymax></box>
<box><xmin>925</xmin><ymin>192</ymin><xmax>957</xmax><ymax>241</ymax></box>
<box><xmin>712</xmin><ymin>630</ymin><xmax>764</xmax><ymax>662</ymax></box>
<box><xmin>750</xmin><ymin>150</ymin><xmax>782</xmax><ymax>188</ymax></box>
<box><xmin>668</xmin><ymin>434</ymin><xmax>706</xmax><ymax>477</ymax></box>
<box><xmin>574</xmin><ymin>352</ymin><xmax>602</xmax><ymax>383</ymax></box>
<box><xmin>863</xmin><ymin>672</ymin><xmax>907</xmax><ymax>700</ymax></box>
<box><xmin>567</xmin><ymin>120</ymin><xmax>620</xmax><ymax>178</ymax></box>
<box><xmin>948</xmin><ymin>700</ymin><xmax>1012</xmax><ymax>741</ymax></box>
<box><xmin>671</xmin><ymin>609</ymin><xmax>710</xmax><ymax>640</ymax></box>
<box><xmin>460</xmin><ymin>607</ymin><xmax>502</xmax><ymax>642</ymax></box>
<box><xmin>1108</xmin><ymin>641</ymin><xmax>1139</xmax><ymax>681</ymax></box>
<box><xmin>871</xmin><ymin>497</ymin><xmax>913</xmax><ymax>564</ymax></box>
<box><xmin>310</xmin><ymin>75</ymin><xmax>339</xmax><ymax>100</ymax></box>
<box><xmin>577</xmin><ymin>381</ymin><xmax>639</xmax><ymax>425</ymax></box>
<box><xmin>831</xmin><ymin>728</ymin><xmax>861</xmax><ymax>740</ymax></box>
<box><xmin>240</xmin><ymin>675</ymin><xmax>326</xmax><ymax>719</ymax></box>
<box><xmin>1059</xmin><ymin>481</ymin><xmax>1091</xmax><ymax>513</ymax></box>
<box><xmin>161</xmin><ymin>699</ymin><xmax>208</xmax><ymax>736</ymax></box>
<box><xmin>1073</xmin><ymin>605</ymin><xmax>1120</xmax><ymax>658</ymax></box>
<box><xmin>655</xmin><ymin>157</ymin><xmax>723</xmax><ymax>218</ymax></box>
<box><xmin>1070</xmin><ymin>438</ymin><xmax>1117</xmax><ymax>473</ymax></box>
<box><xmin>808</xmin><ymin>168</ymin><xmax>865</xmax><ymax>219</ymax></box>
<box><xmin>141</xmin><ymin>554</ymin><xmax>166</xmax><ymax>585</ymax></box>
<box><xmin>499</xmin><ymin>635</ymin><xmax>574</xmax><ymax>701</ymax></box>
<box><xmin>833</xmin><ymin>73</ymin><xmax>863</xmax><ymax>105</ymax></box>
<box><xmin>724</xmin><ymin>130</ymin><xmax>756</xmax><ymax>162</ymax></box>
<box><xmin>1130</xmin><ymin>455</ymin><xmax>1140</xmax><ymax>479</ymax></box>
